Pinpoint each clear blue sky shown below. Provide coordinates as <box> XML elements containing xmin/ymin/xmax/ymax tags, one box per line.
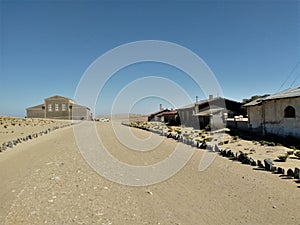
<box><xmin>0</xmin><ymin>0</ymin><xmax>299</xmax><ymax>116</ymax></box>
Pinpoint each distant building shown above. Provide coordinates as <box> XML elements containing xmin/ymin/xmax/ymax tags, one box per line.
<box><xmin>26</xmin><ymin>95</ymin><xmax>91</xmax><ymax>120</ymax></box>
<box><xmin>244</xmin><ymin>85</ymin><xmax>300</xmax><ymax>138</ymax></box>
<box><xmin>177</xmin><ymin>96</ymin><xmax>244</xmax><ymax>129</ymax></box>
<box><xmin>148</xmin><ymin>108</ymin><xmax>170</xmax><ymax>122</ymax></box>
<box><xmin>156</xmin><ymin>110</ymin><xmax>180</xmax><ymax>126</ymax></box>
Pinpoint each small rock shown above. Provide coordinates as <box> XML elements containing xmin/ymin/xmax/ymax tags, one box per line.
<box><xmin>257</xmin><ymin>160</ymin><xmax>264</xmax><ymax>168</ymax></box>
<box><xmin>30</xmin><ymin>210</ymin><xmax>39</xmax><ymax>215</ymax></box>
<box><xmin>294</xmin><ymin>167</ymin><xmax>300</xmax><ymax>179</ymax></box>
<box><xmin>50</xmin><ymin>175</ymin><xmax>60</xmax><ymax>181</ymax></box>
<box><xmin>277</xmin><ymin>167</ymin><xmax>285</xmax><ymax>174</ymax></box>
<box><xmin>264</xmin><ymin>158</ymin><xmax>273</xmax><ymax>171</ymax></box>
<box><xmin>147</xmin><ymin>190</ymin><xmax>153</xmax><ymax>195</ymax></box>
<box><xmin>287</xmin><ymin>168</ymin><xmax>294</xmax><ymax>177</ymax></box>
<box><xmin>270</xmin><ymin>165</ymin><xmax>276</xmax><ymax>172</ymax></box>
<box><xmin>7</xmin><ymin>141</ymin><xmax>13</xmax><ymax>148</ymax></box>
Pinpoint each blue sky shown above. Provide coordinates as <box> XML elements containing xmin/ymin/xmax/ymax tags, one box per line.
<box><xmin>0</xmin><ymin>0</ymin><xmax>299</xmax><ymax>116</ymax></box>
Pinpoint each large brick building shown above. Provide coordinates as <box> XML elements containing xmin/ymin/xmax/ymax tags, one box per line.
<box><xmin>26</xmin><ymin>95</ymin><xmax>91</xmax><ymax>120</ymax></box>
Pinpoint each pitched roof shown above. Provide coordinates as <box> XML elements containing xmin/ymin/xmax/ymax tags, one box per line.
<box><xmin>72</xmin><ymin>103</ymin><xmax>90</xmax><ymax>110</ymax></box>
<box><xmin>44</xmin><ymin>95</ymin><xmax>75</xmax><ymax>102</ymax></box>
<box><xmin>178</xmin><ymin>97</ymin><xmax>241</xmax><ymax>110</ymax></box>
<box><xmin>149</xmin><ymin>109</ymin><xmax>170</xmax><ymax>116</ymax></box>
<box><xmin>265</xmin><ymin>85</ymin><xmax>300</xmax><ymax>100</ymax></box>
<box><xmin>26</xmin><ymin>103</ymin><xmax>45</xmax><ymax>110</ymax></box>
<box><xmin>156</xmin><ymin>110</ymin><xmax>178</xmax><ymax>117</ymax></box>
<box><xmin>244</xmin><ymin>85</ymin><xmax>300</xmax><ymax>107</ymax></box>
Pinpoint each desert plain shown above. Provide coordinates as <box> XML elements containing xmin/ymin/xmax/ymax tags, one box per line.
<box><xmin>0</xmin><ymin>115</ymin><xmax>299</xmax><ymax>225</ymax></box>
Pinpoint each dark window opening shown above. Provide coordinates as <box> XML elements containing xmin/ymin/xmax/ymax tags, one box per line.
<box><xmin>284</xmin><ymin>106</ymin><xmax>296</xmax><ymax>118</ymax></box>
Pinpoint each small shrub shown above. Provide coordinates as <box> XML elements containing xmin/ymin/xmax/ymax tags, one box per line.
<box><xmin>294</xmin><ymin>150</ymin><xmax>300</xmax><ymax>158</ymax></box>
<box><xmin>233</xmin><ymin>136</ymin><xmax>239</xmax><ymax>141</ymax></box>
<box><xmin>286</xmin><ymin>150</ymin><xmax>294</xmax><ymax>156</ymax></box>
<box><xmin>290</xmin><ymin>146</ymin><xmax>298</xmax><ymax>150</ymax></box>
<box><xmin>277</xmin><ymin>154</ymin><xmax>289</xmax><ymax>162</ymax></box>
<box><xmin>259</xmin><ymin>140</ymin><xmax>276</xmax><ymax>146</ymax></box>
<box><xmin>267</xmin><ymin>142</ymin><xmax>276</xmax><ymax>146</ymax></box>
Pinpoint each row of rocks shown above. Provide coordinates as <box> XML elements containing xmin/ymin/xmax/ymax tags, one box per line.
<box><xmin>0</xmin><ymin>124</ymin><xmax>71</xmax><ymax>153</ymax></box>
<box><xmin>263</xmin><ymin>159</ymin><xmax>300</xmax><ymax>179</ymax></box>
<box><xmin>122</xmin><ymin>121</ymin><xmax>211</xmax><ymax>149</ymax></box>
<box><xmin>219</xmin><ymin>149</ymin><xmax>300</xmax><ymax>180</ymax></box>
<box><xmin>122</xmin><ymin>122</ymin><xmax>300</xmax><ymax>183</ymax></box>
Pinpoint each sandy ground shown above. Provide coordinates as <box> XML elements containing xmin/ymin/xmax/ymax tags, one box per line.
<box><xmin>222</xmin><ymin>138</ymin><xmax>300</xmax><ymax>172</ymax></box>
<box><xmin>0</xmin><ymin>116</ymin><xmax>72</xmax><ymax>143</ymax></box>
<box><xmin>0</xmin><ymin>118</ymin><xmax>299</xmax><ymax>225</ymax></box>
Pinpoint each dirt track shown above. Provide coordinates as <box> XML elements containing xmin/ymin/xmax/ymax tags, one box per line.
<box><xmin>0</xmin><ymin>121</ymin><xmax>299</xmax><ymax>225</ymax></box>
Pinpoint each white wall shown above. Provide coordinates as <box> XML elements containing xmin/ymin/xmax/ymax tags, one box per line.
<box><xmin>247</xmin><ymin>105</ymin><xmax>262</xmax><ymax>129</ymax></box>
<box><xmin>264</xmin><ymin>98</ymin><xmax>300</xmax><ymax>138</ymax></box>
<box><xmin>248</xmin><ymin>97</ymin><xmax>300</xmax><ymax>138</ymax></box>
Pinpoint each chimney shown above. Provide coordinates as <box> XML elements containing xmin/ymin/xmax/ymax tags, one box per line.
<box><xmin>159</xmin><ymin>103</ymin><xmax>163</xmax><ymax>111</ymax></box>
<box><xmin>196</xmin><ymin>96</ymin><xmax>198</xmax><ymax>102</ymax></box>
<box><xmin>209</xmin><ymin>94</ymin><xmax>213</xmax><ymax>101</ymax></box>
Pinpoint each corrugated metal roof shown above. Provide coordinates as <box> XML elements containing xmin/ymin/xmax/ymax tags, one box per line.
<box><xmin>156</xmin><ymin>110</ymin><xmax>178</xmax><ymax>117</ymax></box>
<box><xmin>243</xmin><ymin>97</ymin><xmax>266</xmax><ymax>107</ymax></box>
<box><xmin>178</xmin><ymin>97</ymin><xmax>240</xmax><ymax>109</ymax></box>
<box><xmin>244</xmin><ymin>85</ymin><xmax>300</xmax><ymax>107</ymax></box>
<box><xmin>265</xmin><ymin>85</ymin><xmax>300</xmax><ymax>100</ymax></box>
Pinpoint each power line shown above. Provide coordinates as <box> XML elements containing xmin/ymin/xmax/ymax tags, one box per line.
<box><xmin>290</xmin><ymin>71</ymin><xmax>300</xmax><ymax>87</ymax></box>
<box><xmin>278</xmin><ymin>61</ymin><xmax>300</xmax><ymax>91</ymax></box>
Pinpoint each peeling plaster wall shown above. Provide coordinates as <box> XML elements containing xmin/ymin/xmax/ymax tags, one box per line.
<box><xmin>248</xmin><ymin>97</ymin><xmax>300</xmax><ymax>138</ymax></box>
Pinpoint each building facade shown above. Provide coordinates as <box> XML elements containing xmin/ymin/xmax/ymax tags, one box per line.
<box><xmin>26</xmin><ymin>95</ymin><xmax>91</xmax><ymax>120</ymax></box>
<box><xmin>177</xmin><ymin>97</ymin><xmax>244</xmax><ymax>130</ymax></box>
<box><xmin>244</xmin><ymin>86</ymin><xmax>300</xmax><ymax>139</ymax></box>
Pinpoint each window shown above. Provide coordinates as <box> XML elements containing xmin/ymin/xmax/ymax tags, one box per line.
<box><xmin>62</xmin><ymin>103</ymin><xmax>67</xmax><ymax>111</ymax></box>
<box><xmin>55</xmin><ymin>103</ymin><xmax>59</xmax><ymax>111</ymax></box>
<box><xmin>48</xmin><ymin>104</ymin><xmax>53</xmax><ymax>112</ymax></box>
<box><xmin>284</xmin><ymin>106</ymin><xmax>295</xmax><ymax>118</ymax></box>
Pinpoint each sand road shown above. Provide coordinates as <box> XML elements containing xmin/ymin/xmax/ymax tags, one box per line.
<box><xmin>0</xmin><ymin>121</ymin><xmax>299</xmax><ymax>225</ymax></box>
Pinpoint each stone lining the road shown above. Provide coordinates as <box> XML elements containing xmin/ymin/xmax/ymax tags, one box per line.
<box><xmin>0</xmin><ymin>124</ymin><xmax>72</xmax><ymax>153</ymax></box>
<box><xmin>123</xmin><ymin>121</ymin><xmax>300</xmax><ymax>185</ymax></box>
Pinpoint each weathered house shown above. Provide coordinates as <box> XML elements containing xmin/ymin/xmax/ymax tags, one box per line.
<box><xmin>156</xmin><ymin>110</ymin><xmax>180</xmax><ymax>125</ymax></box>
<box><xmin>244</xmin><ymin>85</ymin><xmax>300</xmax><ymax>138</ymax></box>
<box><xmin>148</xmin><ymin>104</ymin><xmax>170</xmax><ymax>122</ymax></box>
<box><xmin>178</xmin><ymin>96</ymin><xmax>244</xmax><ymax>130</ymax></box>
<box><xmin>148</xmin><ymin>109</ymin><xmax>170</xmax><ymax>122</ymax></box>
<box><xmin>26</xmin><ymin>95</ymin><xmax>91</xmax><ymax>120</ymax></box>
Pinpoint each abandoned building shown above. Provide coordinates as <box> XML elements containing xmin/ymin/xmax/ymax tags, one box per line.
<box><xmin>244</xmin><ymin>85</ymin><xmax>300</xmax><ymax>139</ymax></box>
<box><xmin>177</xmin><ymin>96</ymin><xmax>245</xmax><ymax>130</ymax></box>
<box><xmin>155</xmin><ymin>110</ymin><xmax>180</xmax><ymax>125</ymax></box>
<box><xmin>26</xmin><ymin>95</ymin><xmax>91</xmax><ymax>120</ymax></box>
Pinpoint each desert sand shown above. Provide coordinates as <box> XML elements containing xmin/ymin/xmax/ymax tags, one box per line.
<box><xmin>0</xmin><ymin>116</ymin><xmax>299</xmax><ymax>225</ymax></box>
